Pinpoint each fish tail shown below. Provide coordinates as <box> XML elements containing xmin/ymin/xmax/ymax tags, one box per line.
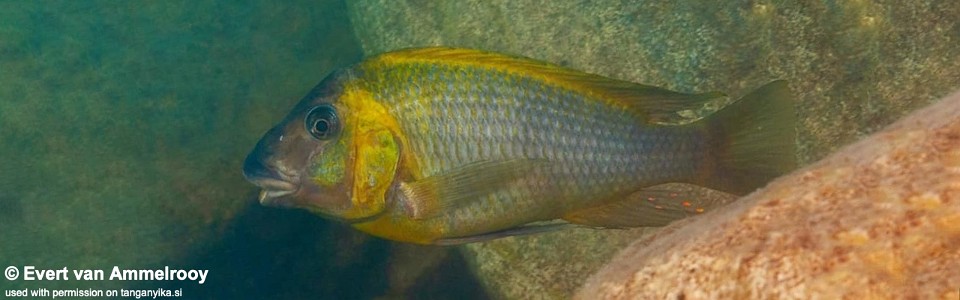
<box><xmin>696</xmin><ymin>80</ymin><xmax>797</xmax><ymax>195</ymax></box>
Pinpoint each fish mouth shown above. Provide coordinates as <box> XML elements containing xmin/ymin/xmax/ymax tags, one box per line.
<box><xmin>250</xmin><ymin>177</ymin><xmax>299</xmax><ymax>206</ymax></box>
<box><xmin>243</xmin><ymin>155</ymin><xmax>300</xmax><ymax>207</ymax></box>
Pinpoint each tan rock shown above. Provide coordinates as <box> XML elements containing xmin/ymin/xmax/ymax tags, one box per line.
<box><xmin>578</xmin><ymin>90</ymin><xmax>960</xmax><ymax>299</ymax></box>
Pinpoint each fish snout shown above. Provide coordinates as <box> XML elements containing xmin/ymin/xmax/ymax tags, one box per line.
<box><xmin>243</xmin><ymin>143</ymin><xmax>299</xmax><ymax>207</ymax></box>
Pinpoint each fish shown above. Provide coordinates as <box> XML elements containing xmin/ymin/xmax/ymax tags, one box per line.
<box><xmin>242</xmin><ymin>47</ymin><xmax>796</xmax><ymax>245</ymax></box>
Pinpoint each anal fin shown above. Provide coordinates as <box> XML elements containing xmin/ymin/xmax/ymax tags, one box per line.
<box><xmin>562</xmin><ymin>183</ymin><xmax>737</xmax><ymax>228</ymax></box>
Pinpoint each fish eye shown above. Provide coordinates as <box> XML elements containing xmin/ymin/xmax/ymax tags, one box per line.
<box><xmin>305</xmin><ymin>104</ymin><xmax>340</xmax><ymax>140</ymax></box>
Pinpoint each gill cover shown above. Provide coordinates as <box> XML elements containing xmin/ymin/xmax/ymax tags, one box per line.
<box><xmin>337</xmin><ymin>88</ymin><xmax>401</xmax><ymax>220</ymax></box>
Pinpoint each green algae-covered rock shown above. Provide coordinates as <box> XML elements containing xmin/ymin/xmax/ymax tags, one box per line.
<box><xmin>346</xmin><ymin>0</ymin><xmax>960</xmax><ymax>298</ymax></box>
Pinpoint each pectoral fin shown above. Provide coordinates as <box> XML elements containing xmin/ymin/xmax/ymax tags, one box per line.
<box><xmin>563</xmin><ymin>183</ymin><xmax>737</xmax><ymax>228</ymax></box>
<box><xmin>399</xmin><ymin>159</ymin><xmax>546</xmax><ymax>219</ymax></box>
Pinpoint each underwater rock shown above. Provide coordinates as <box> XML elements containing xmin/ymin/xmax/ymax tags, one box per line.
<box><xmin>577</xmin><ymin>90</ymin><xmax>960</xmax><ymax>299</ymax></box>
<box><xmin>346</xmin><ymin>1</ymin><xmax>960</xmax><ymax>162</ymax></box>
<box><xmin>346</xmin><ymin>1</ymin><xmax>960</xmax><ymax>298</ymax></box>
<box><xmin>378</xmin><ymin>244</ymin><xmax>490</xmax><ymax>300</ymax></box>
<box><xmin>457</xmin><ymin>184</ymin><xmax>733</xmax><ymax>298</ymax></box>
<box><xmin>459</xmin><ymin>228</ymin><xmax>647</xmax><ymax>298</ymax></box>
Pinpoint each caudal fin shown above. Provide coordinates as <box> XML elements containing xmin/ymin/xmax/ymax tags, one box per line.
<box><xmin>696</xmin><ymin>80</ymin><xmax>797</xmax><ymax>195</ymax></box>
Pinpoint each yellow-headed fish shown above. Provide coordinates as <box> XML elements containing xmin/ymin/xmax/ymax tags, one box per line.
<box><xmin>242</xmin><ymin>47</ymin><xmax>796</xmax><ymax>245</ymax></box>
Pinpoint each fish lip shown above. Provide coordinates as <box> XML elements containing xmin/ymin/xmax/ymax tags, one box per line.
<box><xmin>242</xmin><ymin>151</ymin><xmax>302</xmax><ymax>206</ymax></box>
<box><xmin>245</xmin><ymin>175</ymin><xmax>301</xmax><ymax>207</ymax></box>
<box><xmin>258</xmin><ymin>188</ymin><xmax>296</xmax><ymax>207</ymax></box>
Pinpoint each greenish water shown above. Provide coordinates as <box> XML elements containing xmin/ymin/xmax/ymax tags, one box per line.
<box><xmin>3</xmin><ymin>0</ymin><xmax>960</xmax><ymax>299</ymax></box>
<box><xmin>0</xmin><ymin>1</ymin><xmax>484</xmax><ymax>298</ymax></box>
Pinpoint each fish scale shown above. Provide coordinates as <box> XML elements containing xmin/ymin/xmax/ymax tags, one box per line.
<box><xmin>359</xmin><ymin>62</ymin><xmax>705</xmax><ymax>237</ymax></box>
<box><xmin>244</xmin><ymin>47</ymin><xmax>796</xmax><ymax>245</ymax></box>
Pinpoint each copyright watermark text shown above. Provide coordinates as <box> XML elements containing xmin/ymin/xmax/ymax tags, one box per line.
<box><xmin>4</xmin><ymin>265</ymin><xmax>207</xmax><ymax>298</ymax></box>
<box><xmin>4</xmin><ymin>266</ymin><xmax>207</xmax><ymax>284</ymax></box>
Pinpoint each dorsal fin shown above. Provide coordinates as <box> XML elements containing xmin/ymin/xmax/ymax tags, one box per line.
<box><xmin>366</xmin><ymin>47</ymin><xmax>726</xmax><ymax>123</ymax></box>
